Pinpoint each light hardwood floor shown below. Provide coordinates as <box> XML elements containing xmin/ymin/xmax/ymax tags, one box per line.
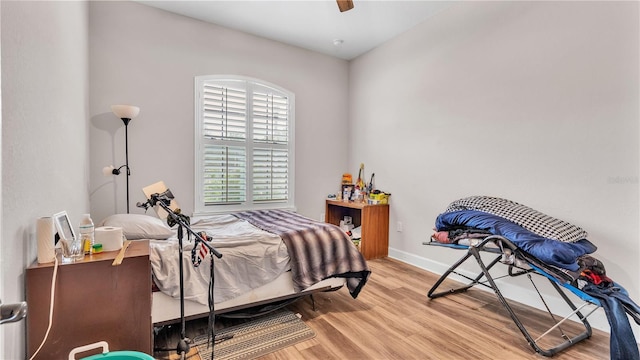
<box><xmin>155</xmin><ymin>257</ymin><xmax>614</xmax><ymax>359</ymax></box>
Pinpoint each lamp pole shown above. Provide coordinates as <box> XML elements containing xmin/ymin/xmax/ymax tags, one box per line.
<box><xmin>110</xmin><ymin>105</ymin><xmax>139</xmax><ymax>214</ymax></box>
<box><xmin>122</xmin><ymin>117</ymin><xmax>131</xmax><ymax>213</ymax></box>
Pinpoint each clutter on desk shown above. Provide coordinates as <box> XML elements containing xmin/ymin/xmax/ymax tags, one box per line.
<box><xmin>91</xmin><ymin>243</ymin><xmax>103</xmax><ymax>254</ymax></box>
<box><xmin>368</xmin><ymin>189</ymin><xmax>391</xmax><ymax>205</ymax></box>
<box><xmin>79</xmin><ymin>214</ymin><xmax>95</xmax><ymax>255</ymax></box>
<box><xmin>342</xmin><ymin>184</ymin><xmax>355</xmax><ymax>202</ymax></box>
<box><xmin>341</xmin><ymin>173</ymin><xmax>353</xmax><ymax>185</ymax></box>
<box><xmin>336</xmin><ymin>164</ymin><xmax>390</xmax><ymax>204</ymax></box>
<box><xmin>338</xmin><ymin>164</ymin><xmax>369</xmax><ymax>202</ymax></box>
<box><xmin>340</xmin><ymin>172</ymin><xmax>354</xmax><ymax>201</ymax></box>
<box><xmin>353</xmin><ymin>163</ymin><xmax>367</xmax><ymax>202</ymax></box>
<box><xmin>355</xmin><ymin>163</ymin><xmax>366</xmax><ymax>190</ymax></box>
<box><xmin>367</xmin><ymin>173</ymin><xmax>375</xmax><ymax>194</ymax></box>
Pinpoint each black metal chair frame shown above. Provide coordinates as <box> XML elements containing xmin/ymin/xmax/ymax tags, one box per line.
<box><xmin>424</xmin><ymin>235</ymin><xmax>599</xmax><ymax>357</ymax></box>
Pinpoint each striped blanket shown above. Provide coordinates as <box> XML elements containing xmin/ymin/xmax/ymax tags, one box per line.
<box><xmin>234</xmin><ymin>209</ymin><xmax>370</xmax><ymax>298</ymax></box>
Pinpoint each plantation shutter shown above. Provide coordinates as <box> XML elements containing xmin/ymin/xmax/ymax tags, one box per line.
<box><xmin>252</xmin><ymin>88</ymin><xmax>289</xmax><ymax>202</ymax></box>
<box><xmin>253</xmin><ymin>91</ymin><xmax>289</xmax><ymax>144</ymax></box>
<box><xmin>202</xmin><ymin>83</ymin><xmax>247</xmax><ymax>141</ymax></box>
<box><xmin>195</xmin><ymin>75</ymin><xmax>294</xmax><ymax>213</ymax></box>
<box><xmin>203</xmin><ymin>145</ymin><xmax>246</xmax><ymax>204</ymax></box>
<box><xmin>200</xmin><ymin>81</ymin><xmax>248</xmax><ymax>204</ymax></box>
<box><xmin>253</xmin><ymin>148</ymin><xmax>288</xmax><ymax>201</ymax></box>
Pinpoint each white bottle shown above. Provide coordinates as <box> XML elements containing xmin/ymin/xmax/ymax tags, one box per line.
<box><xmin>79</xmin><ymin>214</ymin><xmax>95</xmax><ymax>255</ymax></box>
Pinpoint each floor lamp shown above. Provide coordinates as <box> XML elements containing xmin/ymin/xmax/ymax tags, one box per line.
<box><xmin>103</xmin><ymin>105</ymin><xmax>140</xmax><ymax>213</ymax></box>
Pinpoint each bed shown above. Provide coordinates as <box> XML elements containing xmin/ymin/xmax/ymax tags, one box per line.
<box><xmin>424</xmin><ymin>196</ymin><xmax>640</xmax><ymax>359</ymax></box>
<box><xmin>99</xmin><ymin>209</ymin><xmax>370</xmax><ymax>326</ymax></box>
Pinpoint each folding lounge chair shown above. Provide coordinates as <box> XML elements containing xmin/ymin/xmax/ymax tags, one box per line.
<box><xmin>424</xmin><ymin>235</ymin><xmax>601</xmax><ymax>357</ymax></box>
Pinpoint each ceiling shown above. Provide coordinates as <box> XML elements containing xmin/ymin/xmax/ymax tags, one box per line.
<box><xmin>136</xmin><ymin>1</ymin><xmax>454</xmax><ymax>60</ymax></box>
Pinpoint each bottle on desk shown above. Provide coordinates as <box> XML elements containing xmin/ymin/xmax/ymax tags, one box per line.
<box><xmin>79</xmin><ymin>214</ymin><xmax>95</xmax><ymax>255</ymax></box>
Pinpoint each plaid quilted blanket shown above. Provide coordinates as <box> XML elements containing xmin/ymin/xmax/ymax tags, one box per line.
<box><xmin>234</xmin><ymin>209</ymin><xmax>370</xmax><ymax>298</ymax></box>
<box><xmin>444</xmin><ymin>196</ymin><xmax>588</xmax><ymax>243</ymax></box>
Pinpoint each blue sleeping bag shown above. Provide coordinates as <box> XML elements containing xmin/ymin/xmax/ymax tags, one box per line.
<box><xmin>435</xmin><ymin>210</ymin><xmax>597</xmax><ymax>271</ymax></box>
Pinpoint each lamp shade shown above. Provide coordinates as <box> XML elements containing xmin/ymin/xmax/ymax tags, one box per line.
<box><xmin>111</xmin><ymin>105</ymin><xmax>140</xmax><ymax>120</ymax></box>
<box><xmin>102</xmin><ymin>165</ymin><xmax>116</xmax><ymax>176</ymax></box>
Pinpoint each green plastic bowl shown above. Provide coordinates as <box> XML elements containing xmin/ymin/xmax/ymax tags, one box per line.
<box><xmin>81</xmin><ymin>351</ymin><xmax>155</xmax><ymax>360</ymax></box>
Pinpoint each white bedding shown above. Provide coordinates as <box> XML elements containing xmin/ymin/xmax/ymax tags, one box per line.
<box><xmin>150</xmin><ymin>214</ymin><xmax>290</xmax><ymax>305</ymax></box>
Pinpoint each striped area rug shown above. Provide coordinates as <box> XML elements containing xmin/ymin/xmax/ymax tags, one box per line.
<box><xmin>194</xmin><ymin>310</ymin><xmax>315</xmax><ymax>360</ymax></box>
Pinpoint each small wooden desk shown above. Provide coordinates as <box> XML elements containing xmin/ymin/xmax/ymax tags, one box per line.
<box><xmin>26</xmin><ymin>240</ymin><xmax>152</xmax><ymax>359</ymax></box>
<box><xmin>325</xmin><ymin>200</ymin><xmax>390</xmax><ymax>259</ymax></box>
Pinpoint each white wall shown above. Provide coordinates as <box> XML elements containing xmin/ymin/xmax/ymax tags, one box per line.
<box><xmin>1</xmin><ymin>1</ymin><xmax>89</xmax><ymax>359</ymax></box>
<box><xmin>1</xmin><ymin>1</ymin><xmax>637</xmax><ymax>357</ymax></box>
<box><xmin>89</xmin><ymin>1</ymin><xmax>350</xmax><ymax>223</ymax></box>
<box><xmin>349</xmin><ymin>1</ymin><xmax>639</xmax><ymax>333</ymax></box>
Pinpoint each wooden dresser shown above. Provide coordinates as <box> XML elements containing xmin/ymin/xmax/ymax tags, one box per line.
<box><xmin>26</xmin><ymin>240</ymin><xmax>152</xmax><ymax>359</ymax></box>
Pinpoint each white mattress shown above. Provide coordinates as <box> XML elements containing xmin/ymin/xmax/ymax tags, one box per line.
<box><xmin>152</xmin><ymin>271</ymin><xmax>345</xmax><ymax>325</ymax></box>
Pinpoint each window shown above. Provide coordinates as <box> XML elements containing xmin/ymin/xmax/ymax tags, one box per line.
<box><xmin>194</xmin><ymin>76</ymin><xmax>295</xmax><ymax>214</ymax></box>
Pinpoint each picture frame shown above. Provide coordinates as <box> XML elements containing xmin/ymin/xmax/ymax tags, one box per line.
<box><xmin>53</xmin><ymin>211</ymin><xmax>76</xmax><ymax>243</ymax></box>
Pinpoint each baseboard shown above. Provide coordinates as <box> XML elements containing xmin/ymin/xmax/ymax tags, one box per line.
<box><xmin>388</xmin><ymin>247</ymin><xmax>612</xmax><ymax>335</ymax></box>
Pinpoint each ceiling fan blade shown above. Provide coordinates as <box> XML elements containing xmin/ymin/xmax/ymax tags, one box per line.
<box><xmin>337</xmin><ymin>0</ymin><xmax>354</xmax><ymax>12</ymax></box>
